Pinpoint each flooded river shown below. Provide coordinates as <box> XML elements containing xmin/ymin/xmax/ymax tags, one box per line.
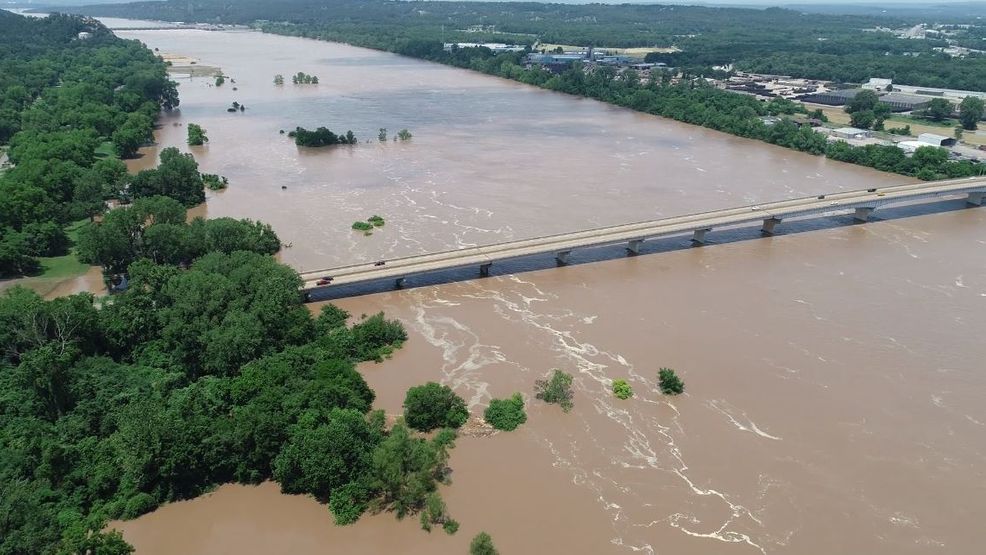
<box><xmin>104</xmin><ymin>27</ymin><xmax>986</xmax><ymax>555</ymax></box>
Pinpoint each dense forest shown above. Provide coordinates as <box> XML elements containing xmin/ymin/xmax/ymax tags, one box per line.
<box><xmin>1</xmin><ymin>10</ymin><xmax>465</xmax><ymax>555</ymax></box>
<box><xmin>74</xmin><ymin>0</ymin><xmax>986</xmax><ymax>90</ymax></box>
<box><xmin>0</xmin><ymin>10</ymin><xmax>177</xmax><ymax>277</ymax></box>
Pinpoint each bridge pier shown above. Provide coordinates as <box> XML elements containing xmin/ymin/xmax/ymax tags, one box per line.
<box><xmin>761</xmin><ymin>217</ymin><xmax>782</xmax><ymax>235</ymax></box>
<box><xmin>395</xmin><ymin>277</ymin><xmax>406</xmax><ymax>289</ymax></box>
<box><xmin>853</xmin><ymin>207</ymin><xmax>875</xmax><ymax>222</ymax></box>
<box><xmin>479</xmin><ymin>263</ymin><xmax>492</xmax><ymax>277</ymax></box>
<box><xmin>626</xmin><ymin>239</ymin><xmax>644</xmax><ymax>255</ymax></box>
<box><xmin>691</xmin><ymin>228</ymin><xmax>711</xmax><ymax>244</ymax></box>
<box><xmin>967</xmin><ymin>192</ymin><xmax>985</xmax><ymax>206</ymax></box>
<box><xmin>556</xmin><ymin>251</ymin><xmax>571</xmax><ymax>265</ymax></box>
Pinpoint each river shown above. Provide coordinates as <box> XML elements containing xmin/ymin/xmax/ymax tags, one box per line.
<box><xmin>82</xmin><ymin>23</ymin><xmax>986</xmax><ymax>555</ymax></box>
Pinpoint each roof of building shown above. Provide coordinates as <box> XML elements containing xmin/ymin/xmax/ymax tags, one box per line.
<box><xmin>833</xmin><ymin>127</ymin><xmax>870</xmax><ymax>135</ymax></box>
<box><xmin>819</xmin><ymin>89</ymin><xmax>862</xmax><ymax>98</ymax></box>
<box><xmin>898</xmin><ymin>140</ymin><xmax>930</xmax><ymax>151</ymax></box>
<box><xmin>918</xmin><ymin>133</ymin><xmax>953</xmax><ymax>144</ymax></box>
<box><xmin>880</xmin><ymin>93</ymin><xmax>931</xmax><ymax>104</ymax></box>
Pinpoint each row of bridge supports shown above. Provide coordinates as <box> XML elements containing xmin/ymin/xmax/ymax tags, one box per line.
<box><xmin>457</xmin><ymin>191</ymin><xmax>986</xmax><ymax>284</ymax></box>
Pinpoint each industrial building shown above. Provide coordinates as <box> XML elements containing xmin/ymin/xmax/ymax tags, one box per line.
<box><xmin>832</xmin><ymin>127</ymin><xmax>871</xmax><ymax>140</ymax></box>
<box><xmin>878</xmin><ymin>93</ymin><xmax>932</xmax><ymax>112</ymax></box>
<box><xmin>864</xmin><ymin>78</ymin><xmax>986</xmax><ymax>101</ymax></box>
<box><xmin>799</xmin><ymin>89</ymin><xmax>860</xmax><ymax>106</ymax></box>
<box><xmin>443</xmin><ymin>43</ymin><xmax>526</xmax><ymax>53</ymax></box>
<box><xmin>917</xmin><ymin>133</ymin><xmax>956</xmax><ymax>147</ymax></box>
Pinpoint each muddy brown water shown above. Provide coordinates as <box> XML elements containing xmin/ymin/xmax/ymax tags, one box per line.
<box><xmin>88</xmin><ymin>26</ymin><xmax>986</xmax><ymax>555</ymax></box>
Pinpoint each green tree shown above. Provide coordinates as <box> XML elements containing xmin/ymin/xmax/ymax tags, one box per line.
<box><xmin>403</xmin><ymin>382</ymin><xmax>468</xmax><ymax>432</ymax></box>
<box><xmin>483</xmin><ymin>393</ymin><xmax>526</xmax><ymax>431</ymax></box>
<box><xmin>129</xmin><ymin>147</ymin><xmax>205</xmax><ymax>206</ymax></box>
<box><xmin>658</xmin><ymin>368</ymin><xmax>684</xmax><ymax>395</ymax></box>
<box><xmin>369</xmin><ymin>422</ymin><xmax>453</xmax><ymax>518</ymax></box>
<box><xmin>959</xmin><ymin>96</ymin><xmax>984</xmax><ymax>130</ymax></box>
<box><xmin>470</xmin><ymin>532</ymin><xmax>499</xmax><ymax>555</ymax></box>
<box><xmin>845</xmin><ymin>89</ymin><xmax>878</xmax><ymax>114</ymax></box>
<box><xmin>612</xmin><ymin>379</ymin><xmax>633</xmax><ymax>400</ymax></box>
<box><xmin>534</xmin><ymin>369</ymin><xmax>574</xmax><ymax>412</ymax></box>
<box><xmin>272</xmin><ymin>408</ymin><xmax>379</xmax><ymax>500</ymax></box>
<box><xmin>187</xmin><ymin>123</ymin><xmax>208</xmax><ymax>146</ymax></box>
<box><xmin>925</xmin><ymin>98</ymin><xmax>954</xmax><ymax>122</ymax></box>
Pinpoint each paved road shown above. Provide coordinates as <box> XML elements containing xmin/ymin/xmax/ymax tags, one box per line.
<box><xmin>300</xmin><ymin>177</ymin><xmax>986</xmax><ymax>292</ymax></box>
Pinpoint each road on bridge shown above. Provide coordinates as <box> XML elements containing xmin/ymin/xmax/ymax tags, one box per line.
<box><xmin>299</xmin><ymin>177</ymin><xmax>986</xmax><ymax>294</ymax></box>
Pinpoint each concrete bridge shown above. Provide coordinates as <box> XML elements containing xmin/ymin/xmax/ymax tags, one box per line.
<box><xmin>300</xmin><ymin>177</ymin><xmax>986</xmax><ymax>294</ymax></box>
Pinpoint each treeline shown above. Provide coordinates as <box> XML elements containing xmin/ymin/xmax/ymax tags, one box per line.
<box><xmin>76</xmin><ymin>194</ymin><xmax>280</xmax><ymax>273</ymax></box>
<box><xmin>0</xmin><ymin>11</ymin><xmax>177</xmax><ymax>277</ymax></box>
<box><xmin>288</xmin><ymin>126</ymin><xmax>357</xmax><ymax>147</ymax></box>
<box><xmin>74</xmin><ymin>0</ymin><xmax>986</xmax><ymax>90</ymax></box>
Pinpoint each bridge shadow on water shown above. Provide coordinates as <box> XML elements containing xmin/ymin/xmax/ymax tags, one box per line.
<box><xmin>306</xmin><ymin>199</ymin><xmax>982</xmax><ymax>302</ymax></box>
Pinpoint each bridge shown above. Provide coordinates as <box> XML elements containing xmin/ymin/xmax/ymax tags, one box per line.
<box><xmin>300</xmin><ymin>177</ymin><xmax>986</xmax><ymax>294</ymax></box>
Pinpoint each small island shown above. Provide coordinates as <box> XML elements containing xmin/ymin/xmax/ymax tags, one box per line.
<box><xmin>288</xmin><ymin>126</ymin><xmax>357</xmax><ymax>147</ymax></box>
<box><xmin>352</xmin><ymin>215</ymin><xmax>386</xmax><ymax>235</ymax></box>
<box><xmin>291</xmin><ymin>71</ymin><xmax>319</xmax><ymax>84</ymax></box>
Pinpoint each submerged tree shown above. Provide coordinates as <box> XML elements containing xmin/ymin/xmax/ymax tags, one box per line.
<box><xmin>403</xmin><ymin>382</ymin><xmax>468</xmax><ymax>432</ymax></box>
<box><xmin>187</xmin><ymin>123</ymin><xmax>208</xmax><ymax>146</ymax></box>
<box><xmin>658</xmin><ymin>368</ymin><xmax>684</xmax><ymax>395</ymax></box>
<box><xmin>484</xmin><ymin>393</ymin><xmax>526</xmax><ymax>431</ymax></box>
<box><xmin>470</xmin><ymin>532</ymin><xmax>499</xmax><ymax>555</ymax></box>
<box><xmin>534</xmin><ymin>369</ymin><xmax>574</xmax><ymax>412</ymax></box>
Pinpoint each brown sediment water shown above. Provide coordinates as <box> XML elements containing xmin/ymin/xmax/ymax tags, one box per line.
<box><xmin>0</xmin><ymin>265</ymin><xmax>106</xmax><ymax>300</ymax></box>
<box><xmin>104</xmin><ymin>26</ymin><xmax>986</xmax><ymax>555</ymax></box>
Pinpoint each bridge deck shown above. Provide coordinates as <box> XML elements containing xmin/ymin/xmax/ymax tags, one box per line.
<box><xmin>300</xmin><ymin>177</ymin><xmax>986</xmax><ymax>291</ymax></box>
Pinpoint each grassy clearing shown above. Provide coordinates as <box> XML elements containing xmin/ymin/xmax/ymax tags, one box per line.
<box><xmin>94</xmin><ymin>141</ymin><xmax>119</xmax><ymax>160</ymax></box>
<box><xmin>0</xmin><ymin>220</ymin><xmax>98</xmax><ymax>297</ymax></box>
<box><xmin>37</xmin><ymin>220</ymin><xmax>91</xmax><ymax>279</ymax></box>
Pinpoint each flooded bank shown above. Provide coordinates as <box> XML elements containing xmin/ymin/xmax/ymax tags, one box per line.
<box><xmin>106</xmin><ymin>27</ymin><xmax>986</xmax><ymax>555</ymax></box>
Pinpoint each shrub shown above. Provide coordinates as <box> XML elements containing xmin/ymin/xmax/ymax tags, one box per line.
<box><xmin>329</xmin><ymin>481</ymin><xmax>369</xmax><ymax>525</ymax></box>
<box><xmin>404</xmin><ymin>382</ymin><xmax>469</xmax><ymax>431</ymax></box>
<box><xmin>484</xmin><ymin>393</ymin><xmax>526</xmax><ymax>431</ymax></box>
<box><xmin>202</xmin><ymin>173</ymin><xmax>227</xmax><ymax>190</ymax></box>
<box><xmin>658</xmin><ymin>368</ymin><xmax>684</xmax><ymax>395</ymax></box>
<box><xmin>470</xmin><ymin>532</ymin><xmax>499</xmax><ymax>555</ymax></box>
<box><xmin>612</xmin><ymin>379</ymin><xmax>633</xmax><ymax>400</ymax></box>
<box><xmin>187</xmin><ymin>123</ymin><xmax>208</xmax><ymax>146</ymax></box>
<box><xmin>397</xmin><ymin>129</ymin><xmax>412</xmax><ymax>141</ymax></box>
<box><xmin>351</xmin><ymin>221</ymin><xmax>373</xmax><ymax>231</ymax></box>
<box><xmin>367</xmin><ymin>215</ymin><xmax>385</xmax><ymax>227</ymax></box>
<box><xmin>535</xmin><ymin>369</ymin><xmax>574</xmax><ymax>412</ymax></box>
